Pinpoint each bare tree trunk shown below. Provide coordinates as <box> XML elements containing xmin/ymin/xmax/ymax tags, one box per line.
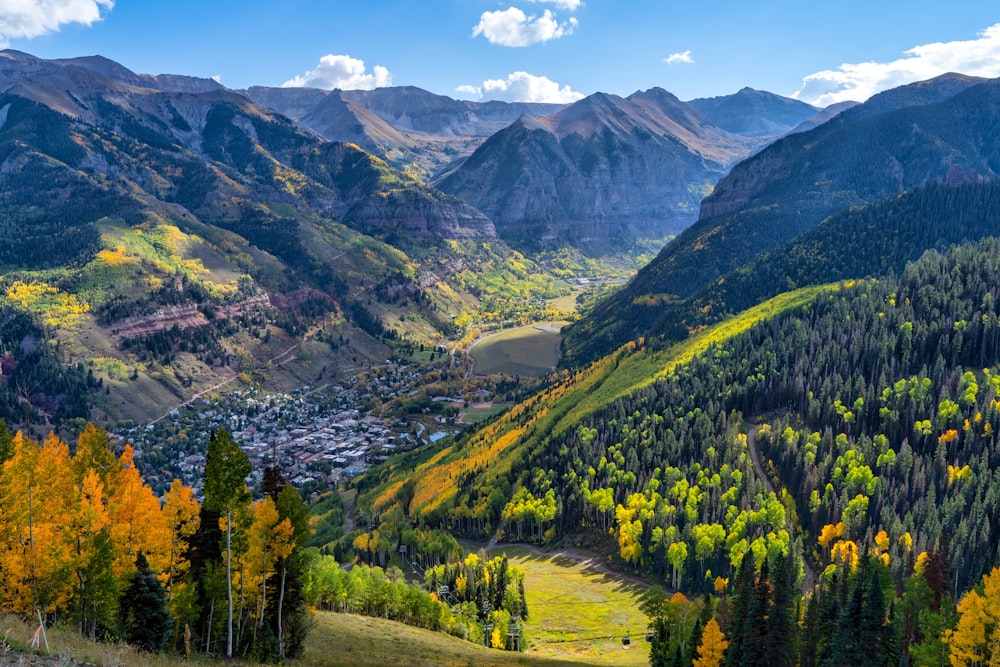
<box><xmin>226</xmin><ymin>510</ymin><xmax>233</xmax><ymax>658</ymax></box>
<box><xmin>278</xmin><ymin>560</ymin><xmax>287</xmax><ymax>659</ymax></box>
<box><xmin>206</xmin><ymin>599</ymin><xmax>214</xmax><ymax>654</ymax></box>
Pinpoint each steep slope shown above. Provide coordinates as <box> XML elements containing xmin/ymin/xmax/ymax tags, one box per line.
<box><xmin>242</xmin><ymin>85</ymin><xmax>565</xmax><ymax>175</ymax></box>
<box><xmin>652</xmin><ymin>179</ymin><xmax>1000</xmax><ymax>340</ymax></box>
<box><xmin>562</xmin><ymin>73</ymin><xmax>999</xmax><ymax>365</ymax></box>
<box><xmin>433</xmin><ymin>89</ymin><xmax>758</xmax><ymax>254</ymax></box>
<box><xmin>0</xmin><ymin>51</ymin><xmax>512</xmax><ymax>427</ymax></box>
<box><xmin>360</xmin><ymin>238</ymin><xmax>1000</xmax><ymax>598</ymax></box>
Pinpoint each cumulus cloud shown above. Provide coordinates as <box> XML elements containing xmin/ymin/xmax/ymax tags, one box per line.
<box><xmin>472</xmin><ymin>7</ymin><xmax>578</xmax><ymax>47</ymax></box>
<box><xmin>0</xmin><ymin>0</ymin><xmax>113</xmax><ymax>45</ymax></box>
<box><xmin>281</xmin><ymin>54</ymin><xmax>391</xmax><ymax>90</ymax></box>
<box><xmin>456</xmin><ymin>71</ymin><xmax>584</xmax><ymax>103</ymax></box>
<box><xmin>664</xmin><ymin>50</ymin><xmax>694</xmax><ymax>65</ymax></box>
<box><xmin>794</xmin><ymin>23</ymin><xmax>1000</xmax><ymax>106</ymax></box>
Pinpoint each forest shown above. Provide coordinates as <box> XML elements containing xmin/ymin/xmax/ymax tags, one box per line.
<box><xmin>0</xmin><ymin>421</ymin><xmax>530</xmax><ymax>662</ymax></box>
<box><xmin>358</xmin><ymin>238</ymin><xmax>1000</xmax><ymax>666</ymax></box>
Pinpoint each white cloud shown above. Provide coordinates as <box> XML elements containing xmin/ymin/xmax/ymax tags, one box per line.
<box><xmin>664</xmin><ymin>50</ymin><xmax>694</xmax><ymax>65</ymax></box>
<box><xmin>457</xmin><ymin>71</ymin><xmax>584</xmax><ymax>103</ymax></box>
<box><xmin>0</xmin><ymin>0</ymin><xmax>113</xmax><ymax>45</ymax></box>
<box><xmin>527</xmin><ymin>0</ymin><xmax>582</xmax><ymax>9</ymax></box>
<box><xmin>794</xmin><ymin>23</ymin><xmax>1000</xmax><ymax>106</ymax></box>
<box><xmin>281</xmin><ymin>54</ymin><xmax>391</xmax><ymax>90</ymax></box>
<box><xmin>472</xmin><ymin>7</ymin><xmax>578</xmax><ymax>47</ymax></box>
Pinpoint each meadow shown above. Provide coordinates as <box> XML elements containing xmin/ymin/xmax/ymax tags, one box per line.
<box><xmin>470</xmin><ymin>323</ymin><xmax>566</xmax><ymax>377</ymax></box>
<box><xmin>495</xmin><ymin>545</ymin><xmax>651</xmax><ymax>667</ymax></box>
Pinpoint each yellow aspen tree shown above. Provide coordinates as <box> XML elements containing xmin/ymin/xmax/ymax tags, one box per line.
<box><xmin>693</xmin><ymin>618</ymin><xmax>729</xmax><ymax>667</ymax></box>
<box><xmin>66</xmin><ymin>469</ymin><xmax>113</xmax><ymax>637</ymax></box>
<box><xmin>161</xmin><ymin>478</ymin><xmax>200</xmax><ymax>595</ymax></box>
<box><xmin>108</xmin><ymin>445</ymin><xmax>171</xmax><ymax>577</ymax></box>
<box><xmin>33</xmin><ymin>432</ymin><xmax>76</xmax><ymax>615</ymax></box>
<box><xmin>947</xmin><ymin>567</ymin><xmax>1000</xmax><ymax>665</ymax></box>
<box><xmin>72</xmin><ymin>423</ymin><xmax>120</xmax><ymax>489</ymax></box>
<box><xmin>246</xmin><ymin>497</ymin><xmax>281</xmax><ymax>632</ymax></box>
<box><xmin>0</xmin><ymin>432</ymin><xmax>42</xmax><ymax>614</ymax></box>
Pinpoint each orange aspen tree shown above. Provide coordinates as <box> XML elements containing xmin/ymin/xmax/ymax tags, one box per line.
<box><xmin>107</xmin><ymin>445</ymin><xmax>171</xmax><ymax>577</ymax></box>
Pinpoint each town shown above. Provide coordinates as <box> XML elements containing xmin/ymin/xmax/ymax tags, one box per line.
<box><xmin>117</xmin><ymin>359</ymin><xmax>465</xmax><ymax>498</ymax></box>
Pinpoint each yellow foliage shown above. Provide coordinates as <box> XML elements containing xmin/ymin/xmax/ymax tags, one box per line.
<box><xmin>830</xmin><ymin>540</ymin><xmax>860</xmax><ymax>570</ymax></box>
<box><xmin>96</xmin><ymin>245</ymin><xmax>136</xmax><ymax>267</ymax></box>
<box><xmin>939</xmin><ymin>429</ymin><xmax>960</xmax><ymax>444</ymax></box>
<box><xmin>818</xmin><ymin>522</ymin><xmax>845</xmax><ymax>549</ymax></box>
<box><xmin>4</xmin><ymin>280</ymin><xmax>91</xmax><ymax>328</ymax></box>
<box><xmin>693</xmin><ymin>618</ymin><xmax>729</xmax><ymax>667</ymax></box>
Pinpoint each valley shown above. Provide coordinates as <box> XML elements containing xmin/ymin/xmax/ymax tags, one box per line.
<box><xmin>2</xmin><ymin>39</ymin><xmax>1000</xmax><ymax>667</ymax></box>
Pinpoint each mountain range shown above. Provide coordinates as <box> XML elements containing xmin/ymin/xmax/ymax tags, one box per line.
<box><xmin>433</xmin><ymin>87</ymin><xmax>818</xmax><ymax>253</ymax></box>
<box><xmin>561</xmin><ymin>72</ymin><xmax>1000</xmax><ymax>365</ymax></box>
<box><xmin>4</xmin><ymin>47</ymin><xmax>979</xmax><ymax>429</ymax></box>
<box><xmin>243</xmin><ymin>80</ymin><xmax>822</xmax><ymax>254</ymax></box>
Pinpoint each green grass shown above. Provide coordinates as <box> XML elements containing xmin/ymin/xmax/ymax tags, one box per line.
<box><xmin>301</xmin><ymin>611</ymin><xmax>598</xmax><ymax>667</ymax></box>
<box><xmin>470</xmin><ymin>323</ymin><xmax>566</xmax><ymax>377</ymax></box>
<box><xmin>459</xmin><ymin>402</ymin><xmax>514</xmax><ymax>424</ymax></box>
<box><xmin>495</xmin><ymin>547</ymin><xmax>651</xmax><ymax>666</ymax></box>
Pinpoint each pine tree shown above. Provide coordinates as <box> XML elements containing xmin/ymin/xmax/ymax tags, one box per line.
<box><xmin>764</xmin><ymin>554</ymin><xmax>797</xmax><ymax>667</ymax></box>
<box><xmin>120</xmin><ymin>552</ymin><xmax>172</xmax><ymax>652</ymax></box>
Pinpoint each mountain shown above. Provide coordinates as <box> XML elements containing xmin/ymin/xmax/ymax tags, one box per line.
<box><xmin>359</xmin><ymin>237</ymin><xmax>1000</xmax><ymax>600</ymax></box>
<box><xmin>241</xmin><ymin>85</ymin><xmax>565</xmax><ymax>175</ymax></box>
<box><xmin>561</xmin><ymin>73</ymin><xmax>1000</xmax><ymax>365</ymax></box>
<box><xmin>687</xmin><ymin>87</ymin><xmax>819</xmax><ymax>137</ymax></box>
<box><xmin>0</xmin><ymin>50</ymin><xmax>515</xmax><ymax>426</ymax></box>
<box><xmin>432</xmin><ymin>87</ymin><xmax>821</xmax><ymax>255</ymax></box>
<box><xmin>786</xmin><ymin>100</ymin><xmax>858</xmax><ymax>135</ymax></box>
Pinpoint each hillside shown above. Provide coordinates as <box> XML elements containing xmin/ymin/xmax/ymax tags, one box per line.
<box><xmin>568</xmin><ymin>178</ymin><xmax>1000</xmax><ymax>363</ymax></box>
<box><xmin>356</xmin><ymin>282</ymin><xmax>833</xmax><ymax>523</ymax></box>
<box><xmin>360</xmin><ymin>239</ymin><xmax>1000</xmax><ymax>600</ymax></box>
<box><xmin>0</xmin><ymin>50</ymin><xmax>562</xmax><ymax>429</ymax></box>
<box><xmin>562</xmin><ymin>73</ymin><xmax>1000</xmax><ymax>365</ymax></box>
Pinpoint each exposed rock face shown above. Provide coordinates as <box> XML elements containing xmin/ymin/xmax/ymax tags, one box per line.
<box><xmin>433</xmin><ymin>89</ymin><xmax>759</xmax><ymax>253</ymax></box>
<box><xmin>345</xmin><ymin>188</ymin><xmax>496</xmax><ymax>240</ymax></box>
<box><xmin>0</xmin><ymin>50</ymin><xmax>496</xmax><ymax>246</ymax></box>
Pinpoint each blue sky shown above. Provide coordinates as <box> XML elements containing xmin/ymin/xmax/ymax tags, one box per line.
<box><xmin>2</xmin><ymin>1</ymin><xmax>1000</xmax><ymax>106</ymax></box>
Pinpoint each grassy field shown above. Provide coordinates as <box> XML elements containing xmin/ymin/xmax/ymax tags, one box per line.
<box><xmin>458</xmin><ymin>402</ymin><xmax>513</xmax><ymax>424</ymax></box>
<box><xmin>0</xmin><ymin>541</ymin><xmax>651</xmax><ymax>667</ymax></box>
<box><xmin>470</xmin><ymin>323</ymin><xmax>567</xmax><ymax>377</ymax></box>
<box><xmin>494</xmin><ymin>546</ymin><xmax>651</xmax><ymax>667</ymax></box>
<box><xmin>301</xmin><ymin>612</ymin><xmax>599</xmax><ymax>667</ymax></box>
